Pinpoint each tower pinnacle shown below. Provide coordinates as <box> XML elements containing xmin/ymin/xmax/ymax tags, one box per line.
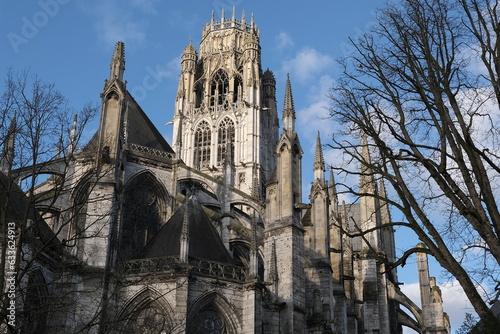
<box><xmin>314</xmin><ymin>131</ymin><xmax>325</xmax><ymax>171</ymax></box>
<box><xmin>68</xmin><ymin>113</ymin><xmax>78</xmax><ymax>155</ymax></box>
<box><xmin>282</xmin><ymin>74</ymin><xmax>296</xmax><ymax>133</ymax></box>
<box><xmin>329</xmin><ymin>166</ymin><xmax>336</xmax><ymax>190</ymax></box>
<box><xmin>329</xmin><ymin>166</ymin><xmax>339</xmax><ymax>213</ymax></box>
<box><xmin>314</xmin><ymin>131</ymin><xmax>325</xmax><ymax>181</ymax></box>
<box><xmin>360</xmin><ymin>134</ymin><xmax>375</xmax><ymax>193</ymax></box>
<box><xmin>109</xmin><ymin>41</ymin><xmax>125</xmax><ymax>82</ymax></box>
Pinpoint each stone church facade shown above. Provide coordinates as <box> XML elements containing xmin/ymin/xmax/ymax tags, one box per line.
<box><xmin>2</xmin><ymin>10</ymin><xmax>451</xmax><ymax>334</ymax></box>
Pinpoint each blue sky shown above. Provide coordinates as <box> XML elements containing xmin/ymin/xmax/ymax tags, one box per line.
<box><xmin>1</xmin><ymin>1</ymin><xmax>473</xmax><ymax>331</ymax></box>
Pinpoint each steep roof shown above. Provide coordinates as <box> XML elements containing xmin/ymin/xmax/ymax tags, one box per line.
<box><xmin>140</xmin><ymin>195</ymin><xmax>234</xmax><ymax>264</ymax></box>
<box><xmin>83</xmin><ymin>41</ymin><xmax>174</xmax><ymax>156</ymax></box>
<box><xmin>83</xmin><ymin>90</ymin><xmax>174</xmax><ymax>155</ymax></box>
<box><xmin>124</xmin><ymin>91</ymin><xmax>175</xmax><ymax>153</ymax></box>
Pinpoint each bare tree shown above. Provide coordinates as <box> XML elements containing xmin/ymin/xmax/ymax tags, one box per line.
<box><xmin>456</xmin><ymin>313</ymin><xmax>479</xmax><ymax>334</ymax></box>
<box><xmin>328</xmin><ymin>0</ymin><xmax>500</xmax><ymax>328</ymax></box>
<box><xmin>0</xmin><ymin>70</ymin><xmax>194</xmax><ymax>333</ymax></box>
<box><xmin>0</xmin><ymin>69</ymin><xmax>102</xmax><ymax>333</ymax></box>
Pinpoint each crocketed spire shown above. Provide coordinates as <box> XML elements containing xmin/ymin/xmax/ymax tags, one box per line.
<box><xmin>109</xmin><ymin>41</ymin><xmax>125</xmax><ymax>81</ymax></box>
<box><xmin>314</xmin><ymin>131</ymin><xmax>325</xmax><ymax>171</ymax></box>
<box><xmin>360</xmin><ymin>134</ymin><xmax>375</xmax><ymax>193</ymax></box>
<box><xmin>282</xmin><ymin>73</ymin><xmax>296</xmax><ymax>133</ymax></box>
<box><xmin>313</xmin><ymin>131</ymin><xmax>325</xmax><ymax>182</ymax></box>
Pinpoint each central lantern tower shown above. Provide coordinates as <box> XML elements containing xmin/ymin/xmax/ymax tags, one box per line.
<box><xmin>172</xmin><ymin>9</ymin><xmax>278</xmax><ymax>198</ymax></box>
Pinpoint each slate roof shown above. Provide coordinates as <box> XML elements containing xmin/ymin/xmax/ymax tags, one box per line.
<box><xmin>124</xmin><ymin>91</ymin><xmax>174</xmax><ymax>153</ymax></box>
<box><xmin>302</xmin><ymin>207</ymin><xmax>312</xmax><ymax>227</ymax></box>
<box><xmin>265</xmin><ymin>167</ymin><xmax>278</xmax><ymax>186</ymax></box>
<box><xmin>84</xmin><ymin>90</ymin><xmax>174</xmax><ymax>155</ymax></box>
<box><xmin>140</xmin><ymin>195</ymin><xmax>234</xmax><ymax>264</ymax></box>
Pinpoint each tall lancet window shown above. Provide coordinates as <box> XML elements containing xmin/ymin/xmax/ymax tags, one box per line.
<box><xmin>69</xmin><ymin>183</ymin><xmax>89</xmax><ymax>256</ymax></box>
<box><xmin>194</xmin><ymin>81</ymin><xmax>204</xmax><ymax>108</ymax></box>
<box><xmin>119</xmin><ymin>174</ymin><xmax>164</xmax><ymax>259</ymax></box>
<box><xmin>217</xmin><ymin>117</ymin><xmax>235</xmax><ymax>165</ymax></box>
<box><xmin>195</xmin><ymin>121</ymin><xmax>211</xmax><ymax>169</ymax></box>
<box><xmin>210</xmin><ymin>69</ymin><xmax>229</xmax><ymax>108</ymax></box>
<box><xmin>24</xmin><ymin>270</ymin><xmax>48</xmax><ymax>333</ymax></box>
<box><xmin>233</xmin><ymin>75</ymin><xmax>242</xmax><ymax>104</ymax></box>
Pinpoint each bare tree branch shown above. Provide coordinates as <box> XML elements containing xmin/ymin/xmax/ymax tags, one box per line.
<box><xmin>328</xmin><ymin>0</ymin><xmax>500</xmax><ymax>328</ymax></box>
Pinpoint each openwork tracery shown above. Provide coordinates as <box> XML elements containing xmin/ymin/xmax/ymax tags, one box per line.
<box><xmin>123</xmin><ymin>303</ymin><xmax>168</xmax><ymax>334</ymax></box>
<box><xmin>210</xmin><ymin>69</ymin><xmax>229</xmax><ymax>107</ymax></box>
<box><xmin>188</xmin><ymin>306</ymin><xmax>228</xmax><ymax>334</ymax></box>
<box><xmin>217</xmin><ymin>117</ymin><xmax>235</xmax><ymax>165</ymax></box>
<box><xmin>121</xmin><ymin>289</ymin><xmax>172</xmax><ymax>334</ymax></box>
<box><xmin>24</xmin><ymin>270</ymin><xmax>48</xmax><ymax>333</ymax></box>
<box><xmin>69</xmin><ymin>182</ymin><xmax>89</xmax><ymax>255</ymax></box>
<box><xmin>194</xmin><ymin>121</ymin><xmax>212</xmax><ymax>169</ymax></box>
<box><xmin>119</xmin><ymin>173</ymin><xmax>166</xmax><ymax>258</ymax></box>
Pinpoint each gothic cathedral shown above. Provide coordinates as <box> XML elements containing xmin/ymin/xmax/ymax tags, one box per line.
<box><xmin>2</xmin><ymin>10</ymin><xmax>451</xmax><ymax>334</ymax></box>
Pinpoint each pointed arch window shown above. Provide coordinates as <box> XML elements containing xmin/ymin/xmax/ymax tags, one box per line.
<box><xmin>69</xmin><ymin>183</ymin><xmax>89</xmax><ymax>256</ymax></box>
<box><xmin>233</xmin><ymin>75</ymin><xmax>242</xmax><ymax>104</ymax></box>
<box><xmin>120</xmin><ymin>290</ymin><xmax>172</xmax><ymax>334</ymax></box>
<box><xmin>24</xmin><ymin>270</ymin><xmax>48</xmax><ymax>333</ymax></box>
<box><xmin>119</xmin><ymin>175</ymin><xmax>165</xmax><ymax>259</ymax></box>
<box><xmin>217</xmin><ymin>118</ymin><xmax>235</xmax><ymax>166</ymax></box>
<box><xmin>188</xmin><ymin>306</ymin><xmax>228</xmax><ymax>334</ymax></box>
<box><xmin>123</xmin><ymin>303</ymin><xmax>169</xmax><ymax>333</ymax></box>
<box><xmin>194</xmin><ymin>81</ymin><xmax>204</xmax><ymax>108</ymax></box>
<box><xmin>194</xmin><ymin>121</ymin><xmax>211</xmax><ymax>169</ymax></box>
<box><xmin>210</xmin><ymin>69</ymin><xmax>229</xmax><ymax>108</ymax></box>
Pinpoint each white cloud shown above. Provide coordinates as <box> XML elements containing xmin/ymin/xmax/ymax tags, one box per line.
<box><xmin>296</xmin><ymin>74</ymin><xmax>334</xmax><ymax>143</ymax></box>
<box><xmin>130</xmin><ymin>0</ymin><xmax>159</xmax><ymax>15</ymax></box>
<box><xmin>295</xmin><ymin>74</ymin><xmax>361</xmax><ymax>201</ymax></box>
<box><xmin>98</xmin><ymin>18</ymin><xmax>146</xmax><ymax>46</ymax></box>
<box><xmin>128</xmin><ymin>54</ymin><xmax>181</xmax><ymax>102</ymax></box>
<box><xmin>80</xmin><ymin>0</ymin><xmax>151</xmax><ymax>46</ymax></box>
<box><xmin>282</xmin><ymin>47</ymin><xmax>334</xmax><ymax>83</ymax></box>
<box><xmin>274</xmin><ymin>32</ymin><xmax>293</xmax><ymax>50</ymax></box>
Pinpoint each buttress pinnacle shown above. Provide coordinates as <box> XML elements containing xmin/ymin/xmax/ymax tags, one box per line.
<box><xmin>282</xmin><ymin>74</ymin><xmax>296</xmax><ymax>132</ymax></box>
<box><xmin>110</xmin><ymin>41</ymin><xmax>125</xmax><ymax>82</ymax></box>
<box><xmin>360</xmin><ymin>134</ymin><xmax>375</xmax><ymax>193</ymax></box>
<box><xmin>314</xmin><ymin>131</ymin><xmax>325</xmax><ymax>172</ymax></box>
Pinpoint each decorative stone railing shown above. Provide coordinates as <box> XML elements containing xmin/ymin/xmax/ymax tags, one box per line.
<box><xmin>128</xmin><ymin>143</ymin><xmax>174</xmax><ymax>160</ymax></box>
<box><xmin>124</xmin><ymin>256</ymin><xmax>247</xmax><ymax>282</ymax></box>
<box><xmin>193</xmin><ymin>102</ymin><xmax>242</xmax><ymax>115</ymax></box>
<box><xmin>124</xmin><ymin>256</ymin><xmax>181</xmax><ymax>273</ymax></box>
<box><xmin>190</xmin><ymin>257</ymin><xmax>246</xmax><ymax>281</ymax></box>
<box><xmin>204</xmin><ymin>19</ymin><xmax>256</xmax><ymax>33</ymax></box>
